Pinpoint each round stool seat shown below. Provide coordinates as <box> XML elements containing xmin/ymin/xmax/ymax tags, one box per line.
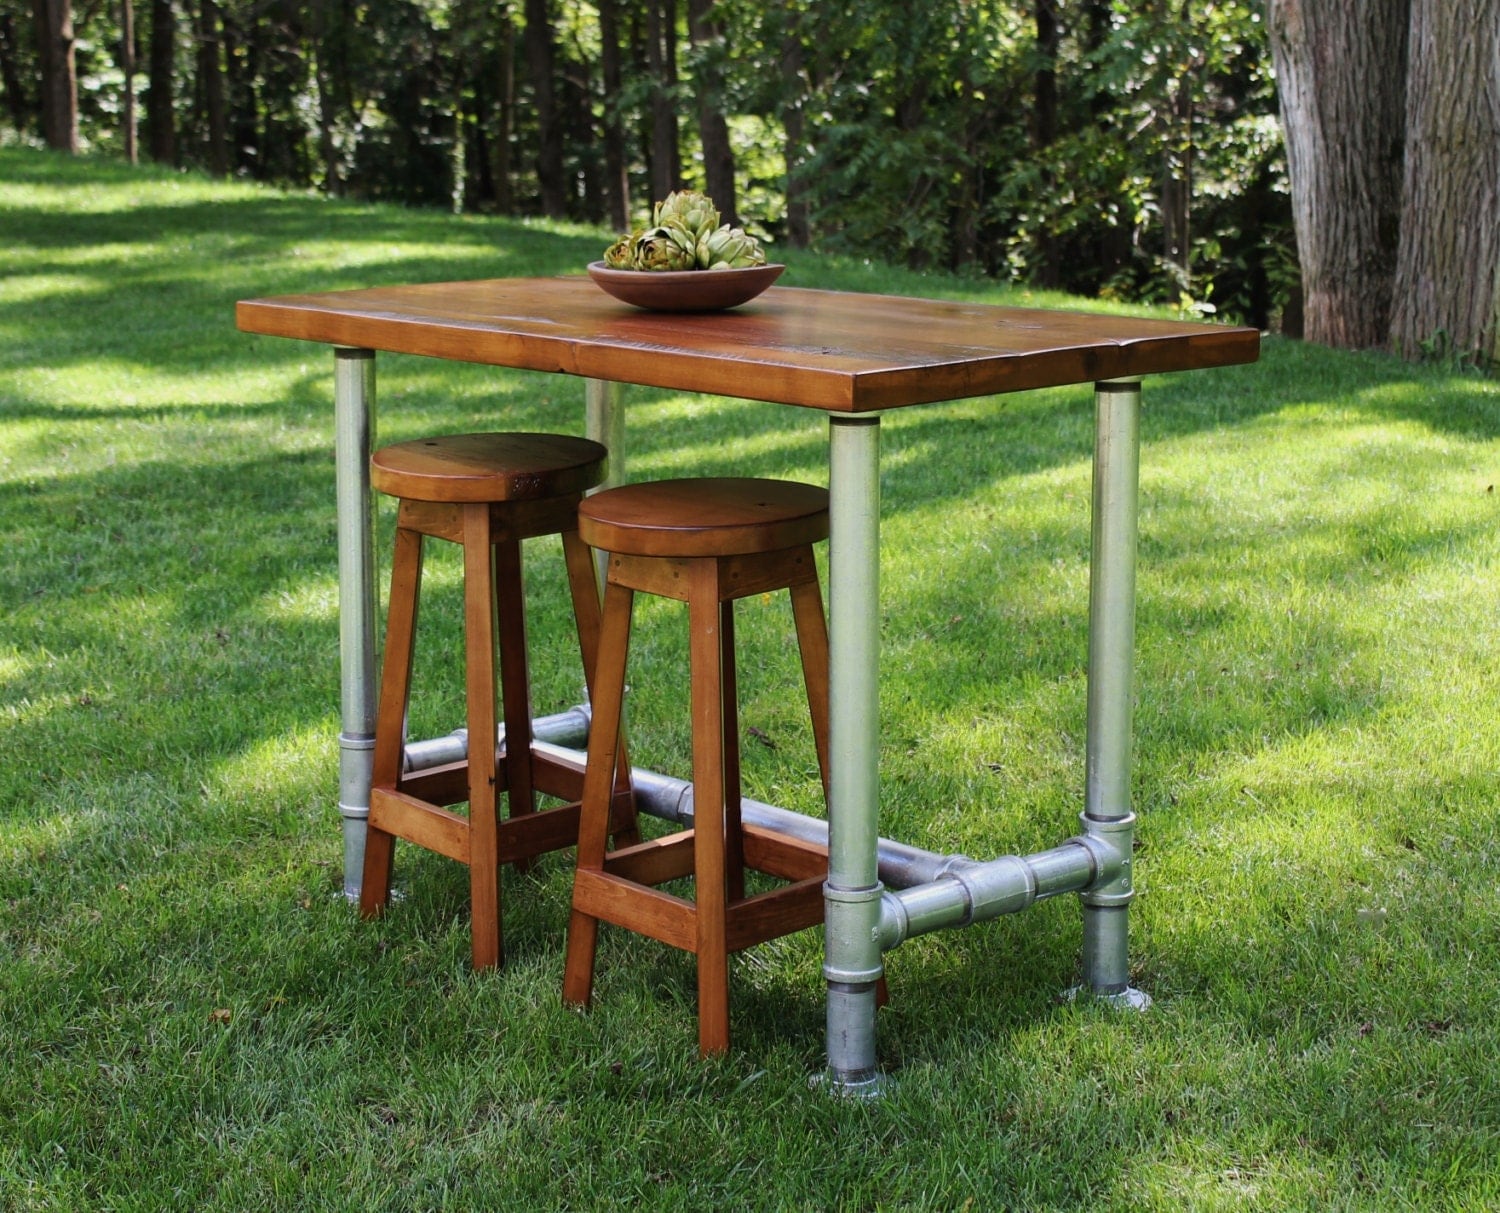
<box><xmin>578</xmin><ymin>477</ymin><xmax>829</xmax><ymax>558</ymax></box>
<box><xmin>371</xmin><ymin>432</ymin><xmax>608</xmax><ymax>504</ymax></box>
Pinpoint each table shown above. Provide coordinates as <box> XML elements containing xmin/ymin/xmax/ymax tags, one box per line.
<box><xmin>236</xmin><ymin>277</ymin><xmax>1259</xmax><ymax>1092</ymax></box>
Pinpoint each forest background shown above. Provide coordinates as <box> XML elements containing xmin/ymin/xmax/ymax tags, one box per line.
<box><xmin>5</xmin><ymin>0</ymin><xmax>1499</xmax><ymax>365</ymax></box>
<box><xmin>4</xmin><ymin>0</ymin><xmax>1291</xmax><ymax>325</ymax></box>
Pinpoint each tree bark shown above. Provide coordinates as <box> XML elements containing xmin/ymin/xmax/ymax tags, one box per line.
<box><xmin>524</xmin><ymin>0</ymin><xmax>567</xmax><ymax>218</ymax></box>
<box><xmin>121</xmin><ymin>0</ymin><xmax>137</xmax><ymax>162</ymax></box>
<box><xmin>1266</xmin><ymin>0</ymin><xmax>1408</xmax><ymax>348</ymax></box>
<box><xmin>33</xmin><ymin>0</ymin><xmax>78</xmax><ymax>151</ymax></box>
<box><xmin>492</xmin><ymin>8</ymin><xmax>516</xmax><ymax>212</ymax></box>
<box><xmin>146</xmin><ymin>0</ymin><xmax>175</xmax><ymax>163</ymax></box>
<box><xmin>687</xmin><ymin>0</ymin><xmax>735</xmax><ymax>223</ymax></box>
<box><xmin>0</xmin><ymin>12</ymin><xmax>29</xmax><ymax>137</ymax></box>
<box><xmin>1032</xmin><ymin>0</ymin><xmax>1060</xmax><ymax>287</ymax></box>
<box><xmin>778</xmin><ymin>5</ymin><xmax>809</xmax><ymax>248</ymax></box>
<box><xmin>1160</xmin><ymin>72</ymin><xmax>1194</xmax><ymax>299</ymax></box>
<box><xmin>597</xmin><ymin>0</ymin><xmax>630</xmax><ymax>230</ymax></box>
<box><xmin>1389</xmin><ymin>0</ymin><xmax>1500</xmax><ymax>367</ymax></box>
<box><xmin>646</xmin><ymin>0</ymin><xmax>680</xmax><ymax>203</ymax></box>
<box><xmin>197</xmin><ymin>0</ymin><xmax>227</xmax><ymax>176</ymax></box>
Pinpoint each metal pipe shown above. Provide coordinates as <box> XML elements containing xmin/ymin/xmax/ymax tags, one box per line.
<box><xmin>334</xmin><ymin>348</ymin><xmax>377</xmax><ymax>900</ymax></box>
<box><xmin>823</xmin><ymin>413</ymin><xmax>886</xmax><ymax>1095</ymax></box>
<box><xmin>585</xmin><ymin>378</ymin><xmax>626</xmax><ymax>584</ymax></box>
<box><xmin>585</xmin><ymin>378</ymin><xmax>626</xmax><ymax>489</ymax></box>
<box><xmin>404</xmin><ymin>722</ymin><xmax>974</xmax><ymax>891</ymax></box>
<box><xmin>401</xmin><ymin>707</ymin><xmax>592</xmax><ymax>772</ymax></box>
<box><xmin>875</xmin><ymin>835</ymin><xmax>1122</xmax><ymax>951</ymax></box>
<box><xmin>1079</xmin><ymin>378</ymin><xmax>1149</xmax><ymax>1006</ymax></box>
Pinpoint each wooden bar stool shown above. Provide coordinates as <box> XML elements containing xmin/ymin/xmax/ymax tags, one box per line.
<box><xmin>359</xmin><ymin>432</ymin><xmax>638</xmax><ymax>970</ymax></box>
<box><xmin>562</xmin><ymin>477</ymin><xmax>834</xmax><ymax>1056</ymax></box>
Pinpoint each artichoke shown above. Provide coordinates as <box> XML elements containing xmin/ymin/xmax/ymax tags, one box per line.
<box><xmin>599</xmin><ymin>191</ymin><xmax>767</xmax><ymax>272</ymax></box>
<box><xmin>631</xmin><ymin>226</ymin><xmax>697</xmax><ymax>272</ymax></box>
<box><xmin>654</xmin><ymin>190</ymin><xmax>720</xmax><ymax>245</ymax></box>
<box><xmin>700</xmin><ymin>224</ymin><xmax>766</xmax><ymax>269</ymax></box>
<box><xmin>602</xmin><ymin>233</ymin><xmax>636</xmax><ymax>269</ymax></box>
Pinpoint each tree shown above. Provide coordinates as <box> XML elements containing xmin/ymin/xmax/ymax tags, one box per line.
<box><xmin>0</xmin><ymin>10</ymin><xmax>30</xmax><ymax>136</ymax></box>
<box><xmin>120</xmin><ymin>0</ymin><xmax>136</xmax><ymax>161</ymax></box>
<box><xmin>775</xmin><ymin>2</ymin><xmax>809</xmax><ymax>248</ymax></box>
<box><xmin>523</xmin><ymin>0</ymin><xmax>566</xmax><ymax>217</ymax></box>
<box><xmin>145</xmin><ymin>0</ymin><xmax>174</xmax><ymax>162</ymax></box>
<box><xmin>1269</xmin><ymin>0</ymin><xmax>1500</xmax><ymax>366</ymax></box>
<box><xmin>596</xmin><ymin>0</ymin><xmax>629</xmax><ymax>230</ymax></box>
<box><xmin>686</xmin><ymin>0</ymin><xmax>735</xmax><ymax>224</ymax></box>
<box><xmin>1265</xmin><ymin>0</ymin><xmax>1407</xmax><ymax>349</ymax></box>
<box><xmin>197</xmin><ymin>0</ymin><xmax>227</xmax><ymax>175</ymax></box>
<box><xmin>644</xmin><ymin>0</ymin><xmax>681</xmax><ymax>202</ymax></box>
<box><xmin>1388</xmin><ymin>0</ymin><xmax>1500</xmax><ymax>366</ymax></box>
<box><xmin>32</xmin><ymin>0</ymin><xmax>78</xmax><ymax>150</ymax></box>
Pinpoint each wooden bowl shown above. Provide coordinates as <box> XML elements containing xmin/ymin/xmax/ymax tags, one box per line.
<box><xmin>587</xmin><ymin>261</ymin><xmax>785</xmax><ymax>311</ymax></box>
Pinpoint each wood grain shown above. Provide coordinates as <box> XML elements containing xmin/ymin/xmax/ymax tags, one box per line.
<box><xmin>237</xmin><ymin>277</ymin><xmax>1260</xmax><ymax>412</ymax></box>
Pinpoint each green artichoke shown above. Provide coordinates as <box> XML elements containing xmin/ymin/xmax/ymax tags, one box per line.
<box><xmin>599</xmin><ymin>191</ymin><xmax>767</xmax><ymax>272</ymax></box>
<box><xmin>653</xmin><ymin>190</ymin><xmax>720</xmax><ymax>244</ymax></box>
<box><xmin>700</xmin><ymin>224</ymin><xmax>766</xmax><ymax>269</ymax></box>
<box><xmin>631</xmin><ymin>226</ymin><xmax>697</xmax><ymax>272</ymax></box>
<box><xmin>602</xmin><ymin>233</ymin><xmax>636</xmax><ymax>269</ymax></box>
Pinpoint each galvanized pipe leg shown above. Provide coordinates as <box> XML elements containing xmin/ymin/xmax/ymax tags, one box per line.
<box><xmin>334</xmin><ymin>348</ymin><xmax>378</xmax><ymax>900</ymax></box>
<box><xmin>821</xmin><ymin>414</ymin><xmax>887</xmax><ymax>1095</ymax></box>
<box><xmin>586</xmin><ymin>379</ymin><xmax>625</xmax><ymax>587</ymax></box>
<box><xmin>1077</xmin><ymin>378</ymin><xmax>1150</xmax><ymax>1009</ymax></box>
<box><xmin>585</xmin><ymin>379</ymin><xmax>625</xmax><ymax>489</ymax></box>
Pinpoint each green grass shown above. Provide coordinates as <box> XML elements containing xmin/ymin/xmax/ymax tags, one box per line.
<box><xmin>3</xmin><ymin>145</ymin><xmax>1499</xmax><ymax>1210</ymax></box>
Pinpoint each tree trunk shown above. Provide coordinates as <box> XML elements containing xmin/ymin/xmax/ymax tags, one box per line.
<box><xmin>197</xmin><ymin>0</ymin><xmax>227</xmax><ymax>176</ymax></box>
<box><xmin>121</xmin><ymin>0</ymin><xmax>137</xmax><ymax>161</ymax></box>
<box><xmin>646</xmin><ymin>0</ymin><xmax>680</xmax><ymax>202</ymax></box>
<box><xmin>1032</xmin><ymin>0</ymin><xmax>1059</xmax><ymax>287</ymax></box>
<box><xmin>598</xmin><ymin>0</ymin><xmax>630</xmax><ymax>230</ymax></box>
<box><xmin>221</xmin><ymin>8</ymin><xmax>256</xmax><ymax>176</ymax></box>
<box><xmin>0</xmin><ymin>12</ymin><xmax>29</xmax><ymax>137</ymax></box>
<box><xmin>33</xmin><ymin>0</ymin><xmax>78</xmax><ymax>151</ymax></box>
<box><xmin>492</xmin><ymin>9</ymin><xmax>515</xmax><ymax>212</ymax></box>
<box><xmin>1160</xmin><ymin>73</ymin><xmax>1194</xmax><ymax>300</ymax></box>
<box><xmin>1266</xmin><ymin>0</ymin><xmax>1408</xmax><ymax>348</ymax></box>
<box><xmin>146</xmin><ymin>0</ymin><xmax>175</xmax><ymax>163</ymax></box>
<box><xmin>524</xmin><ymin>0</ymin><xmax>567</xmax><ymax>217</ymax></box>
<box><xmin>687</xmin><ymin>0</ymin><xmax>735</xmax><ymax>223</ymax></box>
<box><xmin>778</xmin><ymin>5</ymin><xmax>809</xmax><ymax>249</ymax></box>
<box><xmin>1389</xmin><ymin>0</ymin><xmax>1500</xmax><ymax>367</ymax></box>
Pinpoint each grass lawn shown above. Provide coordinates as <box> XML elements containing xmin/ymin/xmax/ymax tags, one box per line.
<box><xmin>2</xmin><ymin>145</ymin><xmax>1499</xmax><ymax>1210</ymax></box>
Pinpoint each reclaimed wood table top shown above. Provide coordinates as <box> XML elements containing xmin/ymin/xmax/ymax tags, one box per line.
<box><xmin>236</xmin><ymin>276</ymin><xmax>1260</xmax><ymax>413</ymax></box>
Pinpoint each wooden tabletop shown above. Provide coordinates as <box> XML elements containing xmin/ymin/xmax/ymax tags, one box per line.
<box><xmin>236</xmin><ymin>277</ymin><xmax>1259</xmax><ymax>413</ymax></box>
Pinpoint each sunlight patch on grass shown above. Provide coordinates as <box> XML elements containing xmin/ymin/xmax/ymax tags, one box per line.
<box><xmin>258</xmin><ymin>578</ymin><xmax>339</xmax><ymax>624</ymax></box>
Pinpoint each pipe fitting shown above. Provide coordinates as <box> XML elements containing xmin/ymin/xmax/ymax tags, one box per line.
<box><xmin>1077</xmin><ymin>811</ymin><xmax>1136</xmax><ymax>908</ymax></box>
<box><xmin>822</xmin><ymin>882</ymin><xmax>886</xmax><ymax>985</ymax></box>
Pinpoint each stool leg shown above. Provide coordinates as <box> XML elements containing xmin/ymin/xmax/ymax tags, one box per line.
<box><xmin>361</xmin><ymin>524</ymin><xmax>425</xmax><ymax>919</ymax></box>
<box><xmin>563</xmin><ymin>530</ymin><xmax>639</xmax><ymax>847</ymax></box>
<box><xmin>462</xmin><ymin>504</ymin><xmax>503</xmax><ymax>970</ymax></box>
<box><xmin>689</xmin><ymin>569</ymin><xmax>732</xmax><ymax>1056</ymax></box>
<box><xmin>788</xmin><ymin>567</ymin><xmax>832</xmax><ymax>798</ymax></box>
<box><xmin>720</xmin><ymin>600</ymin><xmax>744</xmax><ymax>903</ymax></box>
<box><xmin>492</xmin><ymin>535</ymin><xmax>536</xmax><ymax>830</ymax></box>
<box><xmin>563</xmin><ymin>577</ymin><xmax>635</xmax><ymax>1008</ymax></box>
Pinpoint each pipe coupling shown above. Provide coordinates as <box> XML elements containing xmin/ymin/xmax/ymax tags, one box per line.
<box><xmin>950</xmin><ymin>855</ymin><xmax>1035</xmax><ymax>925</ymax></box>
<box><xmin>1077</xmin><ymin>811</ymin><xmax>1136</xmax><ymax>908</ymax></box>
<box><xmin>338</xmin><ymin>731</ymin><xmax>375</xmax><ymax>813</ymax></box>
<box><xmin>822</xmin><ymin>882</ymin><xmax>886</xmax><ymax>985</ymax></box>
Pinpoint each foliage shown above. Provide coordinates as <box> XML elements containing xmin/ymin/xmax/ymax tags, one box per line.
<box><xmin>2</xmin><ymin>0</ymin><xmax>1297</xmax><ymax>324</ymax></box>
